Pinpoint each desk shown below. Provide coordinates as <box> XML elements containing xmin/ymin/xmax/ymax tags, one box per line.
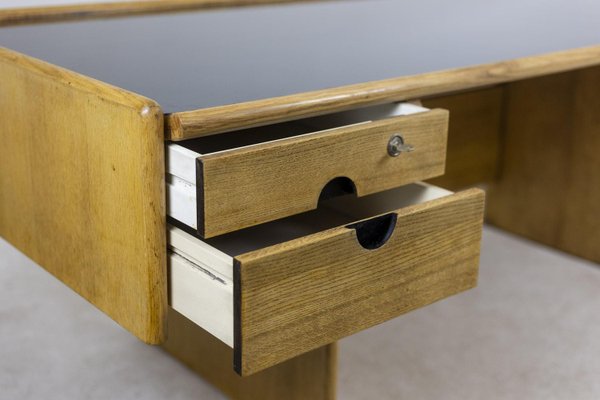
<box><xmin>1</xmin><ymin>1</ymin><xmax>599</xmax><ymax>398</ymax></box>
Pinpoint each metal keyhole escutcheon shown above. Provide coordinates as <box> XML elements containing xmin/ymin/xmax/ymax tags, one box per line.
<box><xmin>387</xmin><ymin>134</ymin><xmax>414</xmax><ymax>157</ymax></box>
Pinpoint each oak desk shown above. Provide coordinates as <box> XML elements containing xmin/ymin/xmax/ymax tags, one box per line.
<box><xmin>1</xmin><ymin>1</ymin><xmax>599</xmax><ymax>398</ymax></box>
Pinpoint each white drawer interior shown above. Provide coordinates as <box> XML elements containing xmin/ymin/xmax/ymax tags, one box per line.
<box><xmin>168</xmin><ymin>182</ymin><xmax>453</xmax><ymax>347</ymax></box>
<box><xmin>166</xmin><ymin>102</ymin><xmax>430</xmax><ymax>230</ymax></box>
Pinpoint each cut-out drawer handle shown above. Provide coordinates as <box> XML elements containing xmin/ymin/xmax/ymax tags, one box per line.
<box><xmin>347</xmin><ymin>213</ymin><xmax>398</xmax><ymax>250</ymax></box>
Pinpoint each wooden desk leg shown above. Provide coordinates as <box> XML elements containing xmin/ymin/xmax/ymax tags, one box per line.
<box><xmin>487</xmin><ymin>66</ymin><xmax>600</xmax><ymax>263</ymax></box>
<box><xmin>163</xmin><ymin>309</ymin><xmax>337</xmax><ymax>400</ymax></box>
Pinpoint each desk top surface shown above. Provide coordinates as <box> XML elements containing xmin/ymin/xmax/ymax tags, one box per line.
<box><xmin>1</xmin><ymin>0</ymin><xmax>600</xmax><ymax>114</ymax></box>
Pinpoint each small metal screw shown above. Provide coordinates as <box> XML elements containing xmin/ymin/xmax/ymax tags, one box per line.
<box><xmin>387</xmin><ymin>135</ymin><xmax>414</xmax><ymax>157</ymax></box>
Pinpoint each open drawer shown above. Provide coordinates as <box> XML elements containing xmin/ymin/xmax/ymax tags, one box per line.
<box><xmin>166</xmin><ymin>103</ymin><xmax>449</xmax><ymax>238</ymax></box>
<box><xmin>168</xmin><ymin>182</ymin><xmax>485</xmax><ymax>376</ymax></box>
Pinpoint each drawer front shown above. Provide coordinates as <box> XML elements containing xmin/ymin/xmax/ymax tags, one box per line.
<box><xmin>233</xmin><ymin>188</ymin><xmax>484</xmax><ymax>375</ymax></box>
<box><xmin>183</xmin><ymin>108</ymin><xmax>448</xmax><ymax>237</ymax></box>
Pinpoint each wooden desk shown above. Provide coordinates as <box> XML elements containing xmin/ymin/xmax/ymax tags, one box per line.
<box><xmin>1</xmin><ymin>1</ymin><xmax>599</xmax><ymax>398</ymax></box>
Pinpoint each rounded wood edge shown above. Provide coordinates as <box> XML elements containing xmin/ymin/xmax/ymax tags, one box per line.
<box><xmin>0</xmin><ymin>0</ymin><xmax>336</xmax><ymax>27</ymax></box>
<box><xmin>0</xmin><ymin>46</ymin><xmax>162</xmax><ymax>114</ymax></box>
<box><xmin>165</xmin><ymin>113</ymin><xmax>185</xmax><ymax>141</ymax></box>
<box><xmin>140</xmin><ymin>106</ymin><xmax>169</xmax><ymax>345</ymax></box>
<box><xmin>168</xmin><ymin>45</ymin><xmax>600</xmax><ymax>140</ymax></box>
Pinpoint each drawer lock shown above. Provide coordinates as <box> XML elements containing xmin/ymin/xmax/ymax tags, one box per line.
<box><xmin>387</xmin><ymin>134</ymin><xmax>414</xmax><ymax>157</ymax></box>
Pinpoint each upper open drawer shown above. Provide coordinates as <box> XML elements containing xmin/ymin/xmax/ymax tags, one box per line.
<box><xmin>168</xmin><ymin>183</ymin><xmax>484</xmax><ymax>376</ymax></box>
<box><xmin>166</xmin><ymin>103</ymin><xmax>449</xmax><ymax>238</ymax></box>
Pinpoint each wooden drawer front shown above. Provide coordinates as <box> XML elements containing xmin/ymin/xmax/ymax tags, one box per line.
<box><xmin>167</xmin><ymin>104</ymin><xmax>449</xmax><ymax>238</ymax></box>
<box><xmin>168</xmin><ymin>183</ymin><xmax>484</xmax><ymax>376</ymax></box>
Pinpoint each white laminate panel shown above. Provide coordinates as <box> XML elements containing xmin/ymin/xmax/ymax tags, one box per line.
<box><xmin>169</xmin><ymin>251</ymin><xmax>234</xmax><ymax>347</ymax></box>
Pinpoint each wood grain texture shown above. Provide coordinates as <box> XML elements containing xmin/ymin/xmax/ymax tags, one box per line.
<box><xmin>198</xmin><ymin>110</ymin><xmax>448</xmax><ymax>237</ymax></box>
<box><xmin>487</xmin><ymin>66</ymin><xmax>600</xmax><ymax>263</ymax></box>
<box><xmin>166</xmin><ymin>46</ymin><xmax>600</xmax><ymax>140</ymax></box>
<box><xmin>0</xmin><ymin>0</ymin><xmax>334</xmax><ymax>26</ymax></box>
<box><xmin>0</xmin><ymin>47</ymin><xmax>167</xmax><ymax>343</ymax></box>
<box><xmin>425</xmin><ymin>87</ymin><xmax>504</xmax><ymax>189</ymax></box>
<box><xmin>164</xmin><ymin>309</ymin><xmax>337</xmax><ymax>400</ymax></box>
<box><xmin>234</xmin><ymin>188</ymin><xmax>485</xmax><ymax>375</ymax></box>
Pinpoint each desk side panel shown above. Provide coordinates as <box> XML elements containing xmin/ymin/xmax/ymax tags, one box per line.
<box><xmin>487</xmin><ymin>66</ymin><xmax>600</xmax><ymax>263</ymax></box>
<box><xmin>0</xmin><ymin>47</ymin><xmax>167</xmax><ymax>343</ymax></box>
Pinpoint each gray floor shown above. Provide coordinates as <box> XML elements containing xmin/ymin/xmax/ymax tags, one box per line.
<box><xmin>1</xmin><ymin>226</ymin><xmax>599</xmax><ymax>400</ymax></box>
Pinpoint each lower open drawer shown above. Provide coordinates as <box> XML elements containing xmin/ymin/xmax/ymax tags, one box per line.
<box><xmin>168</xmin><ymin>183</ymin><xmax>484</xmax><ymax>376</ymax></box>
